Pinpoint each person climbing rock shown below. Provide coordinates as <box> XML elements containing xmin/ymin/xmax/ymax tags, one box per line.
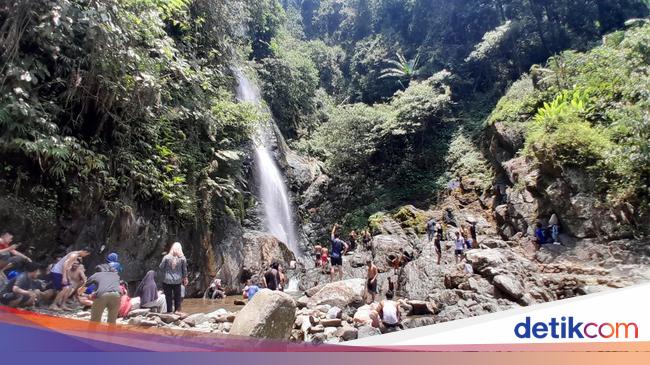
<box><xmin>159</xmin><ymin>242</ymin><xmax>187</xmax><ymax>314</ymax></box>
<box><xmin>330</xmin><ymin>224</ymin><xmax>349</xmax><ymax>282</ymax></box>
<box><xmin>365</xmin><ymin>260</ymin><xmax>378</xmax><ymax>303</ymax></box>
<box><xmin>377</xmin><ymin>291</ymin><xmax>401</xmax><ymax>333</ymax></box>
<box><xmin>313</xmin><ymin>245</ymin><xmax>322</xmax><ymax>267</ymax></box>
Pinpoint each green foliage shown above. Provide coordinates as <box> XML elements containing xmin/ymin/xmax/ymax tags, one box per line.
<box><xmin>379</xmin><ymin>52</ymin><xmax>420</xmax><ymax>87</ymax></box>
<box><xmin>495</xmin><ymin>23</ymin><xmax>650</xmax><ymax>206</ymax></box>
<box><xmin>0</xmin><ymin>0</ymin><xmax>256</xmax><ymax>223</ymax></box>
<box><xmin>445</xmin><ymin>131</ymin><xmax>493</xmax><ymax>189</ymax></box>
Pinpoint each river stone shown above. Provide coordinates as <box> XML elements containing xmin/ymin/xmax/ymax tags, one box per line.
<box><xmin>326</xmin><ymin>306</ymin><xmax>342</xmax><ymax>319</ymax></box>
<box><xmin>182</xmin><ymin>313</ymin><xmax>210</xmax><ymax>327</ymax></box>
<box><xmin>357</xmin><ymin>325</ymin><xmax>381</xmax><ymax>339</ymax></box>
<box><xmin>406</xmin><ymin>300</ymin><xmax>436</xmax><ymax>315</ymax></box>
<box><xmin>320</xmin><ymin>318</ymin><xmax>342</xmax><ymax>327</ymax></box>
<box><xmin>307</xmin><ymin>278</ymin><xmax>365</xmax><ymax>309</ymax></box>
<box><xmin>230</xmin><ymin>289</ymin><xmax>296</xmax><ymax>340</ymax></box>
<box><xmin>324</xmin><ymin>326</ymin><xmax>338</xmax><ymax>337</ymax></box>
<box><xmin>335</xmin><ymin>326</ymin><xmax>358</xmax><ymax>341</ymax></box>
<box><xmin>308</xmin><ymin>324</ymin><xmax>325</xmax><ymax>334</ymax></box>
<box><xmin>152</xmin><ymin>313</ymin><xmax>180</xmax><ymax>324</ymax></box>
<box><xmin>206</xmin><ymin>308</ymin><xmax>228</xmax><ymax>319</ymax></box>
<box><xmin>127</xmin><ymin>308</ymin><xmax>151</xmax><ymax>318</ymax></box>
<box><xmin>493</xmin><ymin>275</ymin><xmax>525</xmax><ymax>300</ymax></box>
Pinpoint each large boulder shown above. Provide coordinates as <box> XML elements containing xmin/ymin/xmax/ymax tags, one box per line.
<box><xmin>230</xmin><ymin>289</ymin><xmax>297</xmax><ymax>340</ymax></box>
<box><xmin>493</xmin><ymin>274</ymin><xmax>525</xmax><ymax>301</ymax></box>
<box><xmin>307</xmin><ymin>279</ymin><xmax>365</xmax><ymax>309</ymax></box>
<box><xmin>241</xmin><ymin>230</ymin><xmax>296</xmax><ymax>280</ymax></box>
<box><xmin>372</xmin><ymin>234</ymin><xmax>412</xmax><ymax>272</ymax></box>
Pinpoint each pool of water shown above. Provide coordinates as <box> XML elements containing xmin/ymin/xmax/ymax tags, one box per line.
<box><xmin>181</xmin><ymin>291</ymin><xmax>303</xmax><ymax>314</ymax></box>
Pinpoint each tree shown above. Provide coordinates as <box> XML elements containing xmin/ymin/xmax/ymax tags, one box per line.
<box><xmin>379</xmin><ymin>52</ymin><xmax>420</xmax><ymax>88</ymax></box>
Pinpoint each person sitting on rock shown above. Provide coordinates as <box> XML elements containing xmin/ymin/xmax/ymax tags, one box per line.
<box><xmin>313</xmin><ymin>245</ymin><xmax>322</xmax><ymax>267</ymax></box>
<box><xmin>245</xmin><ymin>279</ymin><xmax>260</xmax><ymax>301</ymax></box>
<box><xmin>206</xmin><ymin>277</ymin><xmax>225</xmax><ymax>299</ymax></box>
<box><xmin>0</xmin><ymin>233</ymin><xmax>32</xmax><ymax>274</ymax></box>
<box><xmin>0</xmin><ymin>262</ymin><xmax>48</xmax><ymax>308</ymax></box>
<box><xmin>534</xmin><ymin>222</ymin><xmax>548</xmax><ymax>249</ymax></box>
<box><xmin>329</xmin><ymin>224</ymin><xmax>349</xmax><ymax>282</ymax></box>
<box><xmin>377</xmin><ymin>291</ymin><xmax>401</xmax><ymax>333</ymax></box>
<box><xmin>135</xmin><ymin>270</ymin><xmax>166</xmax><ymax>312</ymax></box>
<box><xmin>365</xmin><ymin>260</ymin><xmax>378</xmax><ymax>304</ymax></box>
<box><xmin>454</xmin><ymin>231</ymin><xmax>465</xmax><ymax>264</ymax></box>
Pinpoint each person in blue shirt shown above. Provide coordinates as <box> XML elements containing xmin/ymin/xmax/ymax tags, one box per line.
<box><xmin>329</xmin><ymin>224</ymin><xmax>349</xmax><ymax>282</ymax></box>
<box><xmin>245</xmin><ymin>279</ymin><xmax>260</xmax><ymax>301</ymax></box>
<box><xmin>535</xmin><ymin>223</ymin><xmax>547</xmax><ymax>249</ymax></box>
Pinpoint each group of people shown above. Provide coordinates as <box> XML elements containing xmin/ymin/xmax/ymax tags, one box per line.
<box><xmin>313</xmin><ymin>224</ymin><xmax>349</xmax><ymax>282</ymax></box>
<box><xmin>240</xmin><ymin>261</ymin><xmax>290</xmax><ymax>301</ymax></box>
<box><xmin>426</xmin><ymin>218</ymin><xmax>478</xmax><ymax>265</ymax></box>
<box><xmin>0</xmin><ymin>235</ymin><xmax>189</xmax><ymax>326</ymax></box>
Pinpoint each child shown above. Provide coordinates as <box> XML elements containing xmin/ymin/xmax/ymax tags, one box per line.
<box><xmin>314</xmin><ymin>245</ymin><xmax>322</xmax><ymax>267</ymax></box>
<box><xmin>246</xmin><ymin>279</ymin><xmax>260</xmax><ymax>301</ymax></box>
<box><xmin>321</xmin><ymin>247</ymin><xmax>330</xmax><ymax>274</ymax></box>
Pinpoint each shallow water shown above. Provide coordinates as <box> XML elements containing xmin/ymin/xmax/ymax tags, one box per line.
<box><xmin>181</xmin><ymin>291</ymin><xmax>303</xmax><ymax>314</ymax></box>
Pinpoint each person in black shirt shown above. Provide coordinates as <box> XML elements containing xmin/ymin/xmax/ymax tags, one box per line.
<box><xmin>0</xmin><ymin>263</ymin><xmax>42</xmax><ymax>308</ymax></box>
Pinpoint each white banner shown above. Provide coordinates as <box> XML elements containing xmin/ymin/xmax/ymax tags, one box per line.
<box><xmin>348</xmin><ymin>282</ymin><xmax>650</xmax><ymax>346</ymax></box>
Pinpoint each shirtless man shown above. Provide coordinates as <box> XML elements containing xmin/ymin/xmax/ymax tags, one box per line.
<box><xmin>49</xmin><ymin>247</ymin><xmax>92</xmax><ymax>310</ymax></box>
<box><xmin>366</xmin><ymin>260</ymin><xmax>378</xmax><ymax>303</ymax></box>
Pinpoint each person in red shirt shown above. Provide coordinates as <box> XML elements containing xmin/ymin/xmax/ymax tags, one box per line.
<box><xmin>0</xmin><ymin>233</ymin><xmax>32</xmax><ymax>273</ymax></box>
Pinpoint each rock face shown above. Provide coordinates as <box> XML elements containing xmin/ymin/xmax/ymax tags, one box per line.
<box><xmin>240</xmin><ymin>230</ymin><xmax>296</xmax><ymax>282</ymax></box>
<box><xmin>230</xmin><ymin>289</ymin><xmax>297</xmax><ymax>340</ymax></box>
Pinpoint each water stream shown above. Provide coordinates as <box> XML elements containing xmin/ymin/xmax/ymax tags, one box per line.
<box><xmin>234</xmin><ymin>69</ymin><xmax>300</xmax><ymax>257</ymax></box>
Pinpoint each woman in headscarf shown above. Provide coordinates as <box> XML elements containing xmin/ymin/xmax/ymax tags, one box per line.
<box><xmin>134</xmin><ymin>270</ymin><xmax>166</xmax><ymax>313</ymax></box>
<box><xmin>158</xmin><ymin>242</ymin><xmax>187</xmax><ymax>314</ymax></box>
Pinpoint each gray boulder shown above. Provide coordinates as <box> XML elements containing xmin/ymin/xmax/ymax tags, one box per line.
<box><xmin>230</xmin><ymin>289</ymin><xmax>296</xmax><ymax>340</ymax></box>
<box><xmin>493</xmin><ymin>275</ymin><xmax>525</xmax><ymax>300</ymax></box>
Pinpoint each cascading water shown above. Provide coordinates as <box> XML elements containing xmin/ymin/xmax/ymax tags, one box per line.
<box><xmin>234</xmin><ymin>69</ymin><xmax>299</xmax><ymax>256</ymax></box>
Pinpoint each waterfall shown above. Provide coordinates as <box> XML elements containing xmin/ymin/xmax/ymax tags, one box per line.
<box><xmin>234</xmin><ymin>69</ymin><xmax>300</xmax><ymax>256</ymax></box>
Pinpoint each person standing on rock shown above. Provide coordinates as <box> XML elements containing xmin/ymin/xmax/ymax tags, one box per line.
<box><xmin>349</xmin><ymin>230</ymin><xmax>358</xmax><ymax>252</ymax></box>
<box><xmin>330</xmin><ymin>224</ymin><xmax>349</xmax><ymax>282</ymax></box>
<box><xmin>434</xmin><ymin>222</ymin><xmax>443</xmax><ymax>265</ymax></box>
<box><xmin>365</xmin><ymin>260</ymin><xmax>378</xmax><ymax>303</ymax></box>
<box><xmin>426</xmin><ymin>218</ymin><xmax>436</xmax><ymax>242</ymax></box>
<box><xmin>454</xmin><ymin>231</ymin><xmax>465</xmax><ymax>264</ymax></box>
<box><xmin>469</xmin><ymin>222</ymin><xmax>478</xmax><ymax>246</ymax></box>
<box><xmin>362</xmin><ymin>230</ymin><xmax>372</xmax><ymax>250</ymax></box>
<box><xmin>159</xmin><ymin>242</ymin><xmax>187</xmax><ymax>314</ymax></box>
<box><xmin>263</xmin><ymin>262</ymin><xmax>281</xmax><ymax>290</ymax></box>
<box><xmin>83</xmin><ymin>265</ymin><xmax>121</xmax><ymax>324</ymax></box>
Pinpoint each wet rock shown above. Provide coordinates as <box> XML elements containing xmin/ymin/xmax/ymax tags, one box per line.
<box><xmin>230</xmin><ymin>289</ymin><xmax>296</xmax><ymax>340</ymax></box>
<box><xmin>357</xmin><ymin>325</ymin><xmax>381</xmax><ymax>339</ymax></box>
<box><xmin>206</xmin><ymin>308</ymin><xmax>228</xmax><ymax>319</ymax></box>
<box><xmin>493</xmin><ymin>275</ymin><xmax>525</xmax><ymax>300</ymax></box>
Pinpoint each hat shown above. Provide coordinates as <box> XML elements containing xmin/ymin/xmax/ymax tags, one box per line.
<box><xmin>106</xmin><ymin>252</ymin><xmax>119</xmax><ymax>263</ymax></box>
